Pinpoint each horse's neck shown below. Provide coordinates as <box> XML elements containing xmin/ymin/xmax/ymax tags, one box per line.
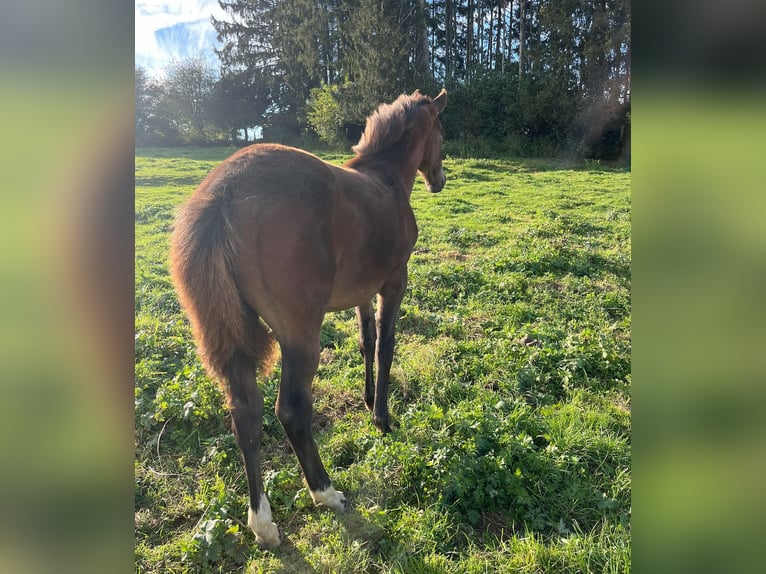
<box><xmin>347</xmin><ymin>138</ymin><xmax>423</xmax><ymax>199</ymax></box>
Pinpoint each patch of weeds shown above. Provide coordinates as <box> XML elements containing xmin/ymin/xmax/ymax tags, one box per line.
<box><xmin>407</xmin><ymin>264</ymin><xmax>487</xmax><ymax>312</ymax></box>
<box><xmin>385</xmin><ymin>504</ymin><xmax>462</xmax><ymax>561</ymax></box>
<box><xmin>263</xmin><ymin>465</ymin><xmax>313</xmax><ymax>512</ymax></box>
<box><xmin>325</xmin><ymin>420</ymin><xmax>377</xmax><ymax>468</ymax></box>
<box><xmin>558</xmin><ymin>327</ymin><xmax>631</xmax><ymax>394</ymax></box>
<box><xmin>136</xmin><ymin>359</ymin><xmax>227</xmax><ymax>451</ymax></box>
<box><xmin>446</xmin><ymin>226</ymin><xmax>499</xmax><ymax>250</ymax></box>
<box><xmin>437</xmin><ymin>402</ymin><xmax>553</xmax><ymax>530</ymax></box>
<box><xmin>177</xmin><ymin>475</ymin><xmax>251</xmax><ymax>569</ymax></box>
<box><xmin>294</xmin><ymin>513</ymin><xmax>375</xmax><ymax>573</ymax></box>
<box><xmin>442</xmin><ymin>197</ymin><xmax>479</xmax><ymax>214</ymax></box>
<box><xmin>135</xmin><ymin>202</ymin><xmax>177</xmax><ymax>225</ymax></box>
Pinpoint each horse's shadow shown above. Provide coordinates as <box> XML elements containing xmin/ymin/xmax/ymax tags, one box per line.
<box><xmin>267</xmin><ymin>507</ymin><xmax>386</xmax><ymax>573</ymax></box>
<box><xmin>266</xmin><ymin>535</ymin><xmax>317</xmax><ymax>573</ymax></box>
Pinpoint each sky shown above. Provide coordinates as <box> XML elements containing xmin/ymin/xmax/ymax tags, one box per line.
<box><xmin>135</xmin><ymin>0</ymin><xmax>227</xmax><ymax>78</ymax></box>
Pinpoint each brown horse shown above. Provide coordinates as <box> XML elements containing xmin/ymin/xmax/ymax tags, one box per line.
<box><xmin>169</xmin><ymin>89</ymin><xmax>447</xmax><ymax>547</ymax></box>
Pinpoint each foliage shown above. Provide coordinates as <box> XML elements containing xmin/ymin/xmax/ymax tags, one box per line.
<box><xmin>206</xmin><ymin>0</ymin><xmax>630</xmax><ymax>159</ymax></box>
<box><xmin>133</xmin><ymin>1</ymin><xmax>632</xmax><ymax>158</ymax></box>
<box><xmin>214</xmin><ymin>0</ymin><xmax>430</xmax><ymax>133</ymax></box>
<box><xmin>163</xmin><ymin>56</ymin><xmax>218</xmax><ymax>142</ymax></box>
<box><xmin>135</xmin><ymin>66</ymin><xmax>183</xmax><ymax>147</ymax></box>
<box><xmin>209</xmin><ymin>71</ymin><xmax>271</xmax><ymax>144</ymax></box>
<box><xmin>136</xmin><ymin>58</ymin><xmax>228</xmax><ymax>146</ymax></box>
<box><xmin>135</xmin><ymin>148</ymin><xmax>631</xmax><ymax>572</ymax></box>
<box><xmin>307</xmin><ymin>84</ymin><xmax>345</xmax><ymax>148</ymax></box>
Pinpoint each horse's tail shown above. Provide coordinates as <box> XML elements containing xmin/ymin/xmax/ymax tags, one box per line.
<box><xmin>169</xmin><ymin>185</ymin><xmax>278</xmax><ymax>384</ymax></box>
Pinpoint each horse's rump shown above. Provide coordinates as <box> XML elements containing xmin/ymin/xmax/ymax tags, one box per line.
<box><xmin>169</xmin><ymin>166</ymin><xmax>278</xmax><ymax>383</ymax></box>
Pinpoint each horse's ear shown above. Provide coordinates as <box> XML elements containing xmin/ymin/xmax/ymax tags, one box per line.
<box><xmin>432</xmin><ymin>88</ymin><xmax>447</xmax><ymax>113</ymax></box>
<box><xmin>411</xmin><ymin>89</ymin><xmax>421</xmax><ymax>97</ymax></box>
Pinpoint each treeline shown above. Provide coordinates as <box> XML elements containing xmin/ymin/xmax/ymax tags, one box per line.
<box><xmin>136</xmin><ymin>0</ymin><xmax>630</xmax><ymax>160</ymax></box>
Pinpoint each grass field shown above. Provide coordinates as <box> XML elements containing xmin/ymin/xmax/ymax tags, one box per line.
<box><xmin>135</xmin><ymin>147</ymin><xmax>631</xmax><ymax>573</ymax></box>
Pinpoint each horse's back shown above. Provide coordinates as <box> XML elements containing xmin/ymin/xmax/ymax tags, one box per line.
<box><xmin>196</xmin><ymin>143</ymin><xmax>337</xmax><ymax>206</ymax></box>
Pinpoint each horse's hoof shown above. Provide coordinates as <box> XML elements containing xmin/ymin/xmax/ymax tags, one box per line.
<box><xmin>374</xmin><ymin>421</ymin><xmax>391</xmax><ymax>434</ymax></box>
<box><xmin>248</xmin><ymin>500</ymin><xmax>281</xmax><ymax>548</ymax></box>
<box><xmin>253</xmin><ymin>522</ymin><xmax>281</xmax><ymax>549</ymax></box>
<box><xmin>335</xmin><ymin>492</ymin><xmax>350</xmax><ymax>513</ymax></box>
<box><xmin>373</xmin><ymin>415</ymin><xmax>395</xmax><ymax>434</ymax></box>
<box><xmin>311</xmin><ymin>486</ymin><xmax>348</xmax><ymax>513</ymax></box>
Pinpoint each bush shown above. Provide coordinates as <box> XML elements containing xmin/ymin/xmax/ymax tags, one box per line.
<box><xmin>307</xmin><ymin>84</ymin><xmax>345</xmax><ymax>149</ymax></box>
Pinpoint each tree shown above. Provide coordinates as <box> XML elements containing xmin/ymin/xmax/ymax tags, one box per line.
<box><xmin>214</xmin><ymin>0</ymin><xmax>332</xmax><ymax>133</ymax></box>
<box><xmin>163</xmin><ymin>56</ymin><xmax>218</xmax><ymax>142</ymax></box>
<box><xmin>135</xmin><ymin>66</ymin><xmax>182</xmax><ymax>146</ymax></box>
<box><xmin>135</xmin><ymin>66</ymin><xmax>153</xmax><ymax>143</ymax></box>
<box><xmin>345</xmin><ymin>0</ymin><xmax>425</xmax><ymax>108</ymax></box>
<box><xmin>306</xmin><ymin>83</ymin><xmax>345</xmax><ymax>148</ymax></box>
<box><xmin>210</xmin><ymin>70</ymin><xmax>270</xmax><ymax>143</ymax></box>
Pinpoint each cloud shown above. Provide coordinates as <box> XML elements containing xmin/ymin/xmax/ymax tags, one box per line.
<box><xmin>135</xmin><ymin>0</ymin><xmax>227</xmax><ymax>77</ymax></box>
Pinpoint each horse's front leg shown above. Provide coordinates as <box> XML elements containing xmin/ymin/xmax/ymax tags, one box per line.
<box><xmin>373</xmin><ymin>268</ymin><xmax>407</xmax><ymax>433</ymax></box>
<box><xmin>356</xmin><ymin>301</ymin><xmax>376</xmax><ymax>410</ymax></box>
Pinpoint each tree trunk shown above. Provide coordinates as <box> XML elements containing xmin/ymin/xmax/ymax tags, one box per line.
<box><xmin>487</xmin><ymin>4</ymin><xmax>494</xmax><ymax>70</ymax></box>
<box><xmin>519</xmin><ymin>0</ymin><xmax>525</xmax><ymax>81</ymax></box>
<box><xmin>416</xmin><ymin>0</ymin><xmax>429</xmax><ymax>85</ymax></box>
<box><xmin>445</xmin><ymin>0</ymin><xmax>453</xmax><ymax>83</ymax></box>
<box><xmin>467</xmin><ymin>0</ymin><xmax>474</xmax><ymax>78</ymax></box>
<box><xmin>495</xmin><ymin>4</ymin><xmax>503</xmax><ymax>72</ymax></box>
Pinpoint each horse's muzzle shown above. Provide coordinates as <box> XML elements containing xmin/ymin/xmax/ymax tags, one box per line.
<box><xmin>426</xmin><ymin>171</ymin><xmax>446</xmax><ymax>193</ymax></box>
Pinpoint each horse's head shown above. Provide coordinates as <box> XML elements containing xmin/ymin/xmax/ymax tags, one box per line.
<box><xmin>415</xmin><ymin>89</ymin><xmax>447</xmax><ymax>193</ymax></box>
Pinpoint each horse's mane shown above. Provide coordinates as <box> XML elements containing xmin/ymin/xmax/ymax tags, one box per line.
<box><xmin>352</xmin><ymin>92</ymin><xmax>431</xmax><ymax>156</ymax></box>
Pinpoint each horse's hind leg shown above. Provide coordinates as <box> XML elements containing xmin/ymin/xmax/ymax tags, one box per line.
<box><xmin>356</xmin><ymin>301</ymin><xmax>376</xmax><ymax>410</ymax></box>
<box><xmin>276</xmin><ymin>339</ymin><xmax>348</xmax><ymax>513</ymax></box>
<box><xmin>224</xmin><ymin>351</ymin><xmax>281</xmax><ymax>548</ymax></box>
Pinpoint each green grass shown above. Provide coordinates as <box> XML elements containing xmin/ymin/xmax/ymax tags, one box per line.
<box><xmin>135</xmin><ymin>146</ymin><xmax>631</xmax><ymax>572</ymax></box>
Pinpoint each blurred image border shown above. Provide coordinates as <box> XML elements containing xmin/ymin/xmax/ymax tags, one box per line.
<box><xmin>633</xmin><ymin>2</ymin><xmax>766</xmax><ymax>573</ymax></box>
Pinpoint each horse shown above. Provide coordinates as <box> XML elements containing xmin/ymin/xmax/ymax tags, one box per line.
<box><xmin>169</xmin><ymin>89</ymin><xmax>447</xmax><ymax>548</ymax></box>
